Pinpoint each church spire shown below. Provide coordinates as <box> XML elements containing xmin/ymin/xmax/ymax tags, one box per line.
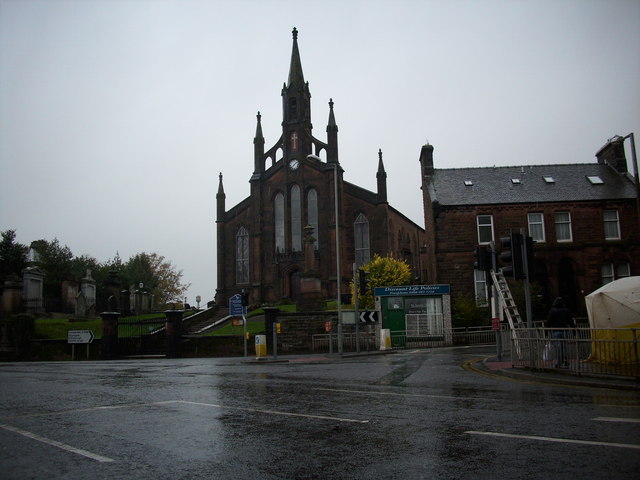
<box><xmin>327</xmin><ymin>98</ymin><xmax>339</xmax><ymax>164</ymax></box>
<box><xmin>216</xmin><ymin>172</ymin><xmax>226</xmax><ymax>221</ymax></box>
<box><xmin>376</xmin><ymin>149</ymin><xmax>387</xmax><ymax>204</ymax></box>
<box><xmin>288</xmin><ymin>27</ymin><xmax>305</xmax><ymax>88</ymax></box>
<box><xmin>282</xmin><ymin>27</ymin><xmax>312</xmax><ymax>161</ymax></box>
<box><xmin>253</xmin><ymin>111</ymin><xmax>265</xmax><ymax>175</ymax></box>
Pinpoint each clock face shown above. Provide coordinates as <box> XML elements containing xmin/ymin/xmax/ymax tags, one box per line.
<box><xmin>289</xmin><ymin>159</ymin><xmax>300</xmax><ymax>170</ymax></box>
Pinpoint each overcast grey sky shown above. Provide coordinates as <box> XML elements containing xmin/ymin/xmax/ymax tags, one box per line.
<box><xmin>1</xmin><ymin>0</ymin><xmax>639</xmax><ymax>305</ymax></box>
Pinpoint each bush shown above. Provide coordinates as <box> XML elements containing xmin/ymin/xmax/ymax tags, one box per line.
<box><xmin>452</xmin><ymin>295</ymin><xmax>490</xmax><ymax>328</ymax></box>
<box><xmin>1</xmin><ymin>314</ymin><xmax>35</xmax><ymax>359</ymax></box>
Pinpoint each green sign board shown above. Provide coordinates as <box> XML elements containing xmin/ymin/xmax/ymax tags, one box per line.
<box><xmin>374</xmin><ymin>284</ymin><xmax>450</xmax><ymax>296</ymax></box>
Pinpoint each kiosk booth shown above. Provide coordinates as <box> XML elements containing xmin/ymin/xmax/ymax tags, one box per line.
<box><xmin>375</xmin><ymin>285</ymin><xmax>452</xmax><ymax>347</ymax></box>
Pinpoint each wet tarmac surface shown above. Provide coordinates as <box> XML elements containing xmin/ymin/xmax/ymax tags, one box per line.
<box><xmin>1</xmin><ymin>345</ymin><xmax>639</xmax><ymax>479</ymax></box>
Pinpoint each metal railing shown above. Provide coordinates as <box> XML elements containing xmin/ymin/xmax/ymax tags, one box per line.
<box><xmin>312</xmin><ymin>332</ymin><xmax>377</xmax><ymax>353</ymax></box>
<box><xmin>509</xmin><ymin>327</ymin><xmax>639</xmax><ymax>379</ymax></box>
<box><xmin>311</xmin><ymin>326</ymin><xmax>498</xmax><ymax>353</ymax></box>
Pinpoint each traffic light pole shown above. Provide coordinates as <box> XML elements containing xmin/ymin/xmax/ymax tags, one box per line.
<box><xmin>353</xmin><ymin>263</ymin><xmax>360</xmax><ymax>353</ymax></box>
<box><xmin>520</xmin><ymin>228</ymin><xmax>533</xmax><ymax>328</ymax></box>
<box><xmin>243</xmin><ymin>306</ymin><xmax>247</xmax><ymax>358</ymax></box>
<box><xmin>490</xmin><ymin>242</ymin><xmax>502</xmax><ymax>361</ymax></box>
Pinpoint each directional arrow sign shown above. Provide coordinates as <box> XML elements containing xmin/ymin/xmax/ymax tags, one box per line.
<box><xmin>359</xmin><ymin>311</ymin><xmax>378</xmax><ymax>324</ymax></box>
<box><xmin>67</xmin><ymin>330</ymin><xmax>95</xmax><ymax>344</ymax></box>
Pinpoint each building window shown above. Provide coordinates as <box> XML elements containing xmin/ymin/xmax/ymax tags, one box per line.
<box><xmin>601</xmin><ymin>264</ymin><xmax>614</xmax><ymax>285</ymax></box>
<box><xmin>555</xmin><ymin>211</ymin><xmax>572</xmax><ymax>242</ymax></box>
<box><xmin>474</xmin><ymin>269</ymin><xmax>488</xmax><ymax>306</ymax></box>
<box><xmin>604</xmin><ymin>210</ymin><xmax>620</xmax><ymax>240</ymax></box>
<box><xmin>291</xmin><ymin>185</ymin><xmax>301</xmax><ymax>251</ymax></box>
<box><xmin>354</xmin><ymin>213</ymin><xmax>370</xmax><ymax>267</ymax></box>
<box><xmin>290</xmin><ymin>131</ymin><xmax>298</xmax><ymax>152</ymax></box>
<box><xmin>307</xmin><ymin>189</ymin><xmax>318</xmax><ymax>250</ymax></box>
<box><xmin>617</xmin><ymin>262</ymin><xmax>630</xmax><ymax>279</ymax></box>
<box><xmin>477</xmin><ymin>215</ymin><xmax>494</xmax><ymax>244</ymax></box>
<box><xmin>289</xmin><ymin>98</ymin><xmax>297</xmax><ymax>119</ymax></box>
<box><xmin>601</xmin><ymin>262</ymin><xmax>630</xmax><ymax>285</ymax></box>
<box><xmin>275</xmin><ymin>193</ymin><xmax>285</xmax><ymax>253</ymax></box>
<box><xmin>236</xmin><ymin>227</ymin><xmax>249</xmax><ymax>284</ymax></box>
<box><xmin>528</xmin><ymin>213</ymin><xmax>545</xmax><ymax>242</ymax></box>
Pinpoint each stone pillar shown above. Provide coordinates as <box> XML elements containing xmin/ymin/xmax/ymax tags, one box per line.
<box><xmin>100</xmin><ymin>311</ymin><xmax>120</xmax><ymax>360</ymax></box>
<box><xmin>120</xmin><ymin>289</ymin><xmax>131</xmax><ymax>316</ymax></box>
<box><xmin>164</xmin><ymin>310</ymin><xmax>183</xmax><ymax>358</ymax></box>
<box><xmin>80</xmin><ymin>270</ymin><xmax>96</xmax><ymax>317</ymax></box>
<box><xmin>298</xmin><ymin>225</ymin><xmax>324</xmax><ymax>311</ymax></box>
<box><xmin>2</xmin><ymin>281</ymin><xmax>23</xmax><ymax>315</ymax></box>
<box><xmin>104</xmin><ymin>271</ymin><xmax>121</xmax><ymax>312</ymax></box>
<box><xmin>263</xmin><ymin>307</ymin><xmax>279</xmax><ymax>352</ymax></box>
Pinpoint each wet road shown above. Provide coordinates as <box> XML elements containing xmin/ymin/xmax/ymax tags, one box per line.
<box><xmin>1</xmin><ymin>346</ymin><xmax>639</xmax><ymax>479</ymax></box>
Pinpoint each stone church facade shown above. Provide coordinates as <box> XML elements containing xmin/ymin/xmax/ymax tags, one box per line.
<box><xmin>215</xmin><ymin>29</ymin><xmax>426</xmax><ymax>307</ymax></box>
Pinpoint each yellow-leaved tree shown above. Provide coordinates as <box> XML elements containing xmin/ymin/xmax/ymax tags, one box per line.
<box><xmin>351</xmin><ymin>254</ymin><xmax>412</xmax><ymax>310</ymax></box>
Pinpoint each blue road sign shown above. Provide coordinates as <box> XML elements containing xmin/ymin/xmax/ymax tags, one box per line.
<box><xmin>229</xmin><ymin>294</ymin><xmax>244</xmax><ymax>316</ymax></box>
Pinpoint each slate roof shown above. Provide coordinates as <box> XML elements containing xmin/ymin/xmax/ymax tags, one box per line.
<box><xmin>428</xmin><ymin>163</ymin><xmax>636</xmax><ymax>206</ymax></box>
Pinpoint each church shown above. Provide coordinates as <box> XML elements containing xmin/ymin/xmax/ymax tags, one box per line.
<box><xmin>215</xmin><ymin>28</ymin><xmax>426</xmax><ymax>307</ymax></box>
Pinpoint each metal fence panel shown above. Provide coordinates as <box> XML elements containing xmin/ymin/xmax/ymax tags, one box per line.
<box><xmin>509</xmin><ymin>327</ymin><xmax>639</xmax><ymax>379</ymax></box>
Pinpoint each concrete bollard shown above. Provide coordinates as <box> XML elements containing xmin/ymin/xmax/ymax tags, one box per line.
<box><xmin>255</xmin><ymin>334</ymin><xmax>267</xmax><ymax>359</ymax></box>
<box><xmin>380</xmin><ymin>328</ymin><xmax>392</xmax><ymax>350</ymax></box>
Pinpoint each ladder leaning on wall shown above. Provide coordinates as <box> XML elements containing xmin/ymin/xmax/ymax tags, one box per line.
<box><xmin>490</xmin><ymin>269</ymin><xmax>526</xmax><ymax>357</ymax></box>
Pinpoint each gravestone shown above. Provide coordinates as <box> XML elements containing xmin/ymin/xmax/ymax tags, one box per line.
<box><xmin>22</xmin><ymin>267</ymin><xmax>44</xmax><ymax>313</ymax></box>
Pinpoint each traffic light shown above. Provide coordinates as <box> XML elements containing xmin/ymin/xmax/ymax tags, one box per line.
<box><xmin>499</xmin><ymin>232</ymin><xmax>524</xmax><ymax>279</ymax></box>
<box><xmin>358</xmin><ymin>269</ymin><xmax>369</xmax><ymax>295</ymax></box>
<box><xmin>275</xmin><ymin>323</ymin><xmax>281</xmax><ymax>334</ymax></box>
<box><xmin>475</xmin><ymin>245</ymin><xmax>494</xmax><ymax>286</ymax></box>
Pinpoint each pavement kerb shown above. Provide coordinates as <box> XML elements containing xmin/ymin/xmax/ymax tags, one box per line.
<box><xmin>475</xmin><ymin>356</ymin><xmax>640</xmax><ymax>391</ymax></box>
<box><xmin>241</xmin><ymin>349</ymin><xmax>397</xmax><ymax>364</ymax></box>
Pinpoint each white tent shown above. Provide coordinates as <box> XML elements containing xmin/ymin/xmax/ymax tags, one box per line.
<box><xmin>585</xmin><ymin>276</ymin><xmax>640</xmax><ymax>364</ymax></box>
<box><xmin>585</xmin><ymin>276</ymin><xmax>640</xmax><ymax>328</ymax></box>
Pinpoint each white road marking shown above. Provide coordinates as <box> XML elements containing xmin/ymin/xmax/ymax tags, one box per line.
<box><xmin>159</xmin><ymin>400</ymin><xmax>369</xmax><ymax>424</ymax></box>
<box><xmin>314</xmin><ymin>387</ymin><xmax>473</xmax><ymax>401</ymax></box>
<box><xmin>465</xmin><ymin>430</ymin><xmax>640</xmax><ymax>450</ymax></box>
<box><xmin>0</xmin><ymin>423</ymin><xmax>115</xmax><ymax>462</ymax></box>
<box><xmin>593</xmin><ymin>417</ymin><xmax>640</xmax><ymax>424</ymax></box>
<box><xmin>5</xmin><ymin>402</ymin><xmax>158</xmax><ymax>419</ymax></box>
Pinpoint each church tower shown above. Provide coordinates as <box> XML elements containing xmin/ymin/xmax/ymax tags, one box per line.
<box><xmin>215</xmin><ymin>28</ymin><xmax>426</xmax><ymax>308</ymax></box>
<box><xmin>281</xmin><ymin>27</ymin><xmax>313</xmax><ymax>166</ymax></box>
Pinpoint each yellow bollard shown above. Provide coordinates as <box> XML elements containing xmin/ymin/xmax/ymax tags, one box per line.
<box><xmin>380</xmin><ymin>329</ymin><xmax>392</xmax><ymax>350</ymax></box>
<box><xmin>255</xmin><ymin>334</ymin><xmax>267</xmax><ymax>358</ymax></box>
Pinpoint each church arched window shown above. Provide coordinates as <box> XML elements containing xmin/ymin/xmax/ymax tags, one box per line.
<box><xmin>289</xmin><ymin>98</ymin><xmax>297</xmax><ymax>119</ymax></box>
<box><xmin>275</xmin><ymin>193</ymin><xmax>285</xmax><ymax>253</ymax></box>
<box><xmin>236</xmin><ymin>226</ymin><xmax>249</xmax><ymax>284</ymax></box>
<box><xmin>291</xmin><ymin>185</ymin><xmax>301</xmax><ymax>251</ymax></box>
<box><xmin>307</xmin><ymin>188</ymin><xmax>318</xmax><ymax>250</ymax></box>
<box><xmin>354</xmin><ymin>213</ymin><xmax>370</xmax><ymax>267</ymax></box>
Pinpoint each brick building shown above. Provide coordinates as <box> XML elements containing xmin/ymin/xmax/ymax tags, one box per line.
<box><xmin>215</xmin><ymin>29</ymin><xmax>425</xmax><ymax>306</ymax></box>
<box><xmin>419</xmin><ymin>136</ymin><xmax>639</xmax><ymax>316</ymax></box>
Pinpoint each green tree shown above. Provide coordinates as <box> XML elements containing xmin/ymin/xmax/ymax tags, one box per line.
<box><xmin>122</xmin><ymin>252</ymin><xmax>190</xmax><ymax>308</ymax></box>
<box><xmin>0</xmin><ymin>230</ymin><xmax>28</xmax><ymax>282</ymax></box>
<box><xmin>30</xmin><ymin>238</ymin><xmax>74</xmax><ymax>300</ymax></box>
<box><xmin>351</xmin><ymin>254</ymin><xmax>412</xmax><ymax>310</ymax></box>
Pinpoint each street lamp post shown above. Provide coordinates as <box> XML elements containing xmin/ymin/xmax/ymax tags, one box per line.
<box><xmin>309</xmin><ymin>154</ymin><xmax>343</xmax><ymax>354</ymax></box>
<box><xmin>333</xmin><ymin>162</ymin><xmax>343</xmax><ymax>354</ymax></box>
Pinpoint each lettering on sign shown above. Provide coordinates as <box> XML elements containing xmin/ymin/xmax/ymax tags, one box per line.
<box><xmin>67</xmin><ymin>330</ymin><xmax>94</xmax><ymax>344</ymax></box>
